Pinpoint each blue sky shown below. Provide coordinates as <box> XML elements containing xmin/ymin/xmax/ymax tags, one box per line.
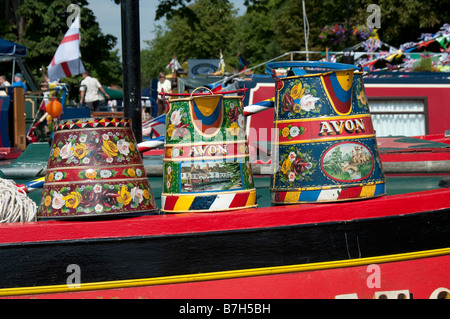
<box><xmin>86</xmin><ymin>0</ymin><xmax>246</xmax><ymax>54</ymax></box>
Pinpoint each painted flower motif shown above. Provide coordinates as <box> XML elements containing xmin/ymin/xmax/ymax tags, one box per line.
<box><xmin>227</xmin><ymin>122</ymin><xmax>240</xmax><ymax>136</ymax></box>
<box><xmin>117</xmin><ymin>184</ymin><xmax>132</xmax><ymax>206</ymax></box>
<box><xmin>291</xmin><ymin>83</ymin><xmax>304</xmax><ymax>99</ymax></box>
<box><xmin>292</xmin><ymin>158</ymin><xmax>311</xmax><ymax>175</ymax></box>
<box><xmin>131</xmin><ymin>187</ymin><xmax>144</xmax><ymax>204</ymax></box>
<box><xmin>290</xmin><ymin>126</ymin><xmax>300</xmax><ymax>138</ymax></box>
<box><xmin>62</xmin><ymin>192</ymin><xmax>82</xmax><ymax>209</ymax></box>
<box><xmin>281</xmin><ymin>159</ymin><xmax>292</xmax><ymax>175</ymax></box>
<box><xmin>44</xmin><ymin>195</ymin><xmax>52</xmax><ymax>207</ymax></box>
<box><xmin>238</xmin><ymin>114</ymin><xmax>245</xmax><ymax>129</ymax></box>
<box><xmin>172</xmin><ymin>148</ymin><xmax>180</xmax><ymax>158</ymax></box>
<box><xmin>278</xmin><ymin>148</ymin><xmax>316</xmax><ymax>185</ymax></box>
<box><xmin>281</xmin><ymin>127</ymin><xmax>290</xmax><ymax>138</ymax></box>
<box><xmin>289</xmin><ymin>152</ymin><xmax>297</xmax><ymax>162</ymax></box>
<box><xmin>52</xmin><ymin>191</ymin><xmax>65</xmax><ymax>210</ymax></box>
<box><xmin>95</xmin><ymin>204</ymin><xmax>104</xmax><ymax>213</ymax></box>
<box><xmin>288</xmin><ymin>172</ymin><xmax>296</xmax><ymax>182</ymax></box>
<box><xmin>172</xmin><ymin>126</ymin><xmax>189</xmax><ymax>139</ymax></box>
<box><xmin>100</xmin><ymin>170</ymin><xmax>112</xmax><ymax>178</ymax></box>
<box><xmin>357</xmin><ymin>90</ymin><xmax>367</xmax><ymax>105</ymax></box>
<box><xmin>228</xmin><ymin>106</ymin><xmax>240</xmax><ymax>122</ymax></box>
<box><xmin>60</xmin><ymin>142</ymin><xmax>74</xmax><ymax>159</ymax></box>
<box><xmin>102</xmin><ymin>139</ymin><xmax>119</xmax><ymax>157</ymax></box>
<box><xmin>53</xmin><ymin>147</ymin><xmax>60</xmax><ymax>158</ymax></box>
<box><xmin>127</xmin><ymin>168</ymin><xmax>136</xmax><ymax>177</ymax></box>
<box><xmin>117</xmin><ymin>139</ymin><xmax>130</xmax><ymax>156</ymax></box>
<box><xmin>85</xmin><ymin>169</ymin><xmax>97</xmax><ymax>179</ymax></box>
<box><xmin>282</xmin><ymin>92</ymin><xmax>295</xmax><ymax>112</ymax></box>
<box><xmin>171</xmin><ymin>109</ymin><xmax>182</xmax><ymax>126</ymax></box>
<box><xmin>143</xmin><ymin>189</ymin><xmax>150</xmax><ymax>200</ymax></box>
<box><xmin>300</xmin><ymin>94</ymin><xmax>320</xmax><ymax>112</ymax></box>
<box><xmin>54</xmin><ymin>172</ymin><xmax>64</xmax><ymax>181</ymax></box>
<box><xmin>93</xmin><ymin>184</ymin><xmax>102</xmax><ymax>193</ymax></box>
<box><xmin>167</xmin><ymin>124</ymin><xmax>175</xmax><ymax>138</ymax></box>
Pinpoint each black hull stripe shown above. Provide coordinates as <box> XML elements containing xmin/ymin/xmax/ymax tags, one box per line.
<box><xmin>0</xmin><ymin>209</ymin><xmax>449</xmax><ymax>289</ymax></box>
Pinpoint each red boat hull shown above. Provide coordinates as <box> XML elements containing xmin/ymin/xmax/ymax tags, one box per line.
<box><xmin>0</xmin><ymin>188</ymin><xmax>449</xmax><ymax>299</ymax></box>
<box><xmin>5</xmin><ymin>252</ymin><xmax>449</xmax><ymax>299</ymax></box>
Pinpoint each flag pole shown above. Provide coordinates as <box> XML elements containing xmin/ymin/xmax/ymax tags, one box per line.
<box><xmin>120</xmin><ymin>0</ymin><xmax>142</xmax><ymax>143</ymax></box>
<box><xmin>78</xmin><ymin>12</ymin><xmax>81</xmax><ymax>79</ymax></box>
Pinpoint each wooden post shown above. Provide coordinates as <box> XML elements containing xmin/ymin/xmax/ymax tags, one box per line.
<box><xmin>13</xmin><ymin>87</ymin><xmax>26</xmax><ymax>150</ymax></box>
<box><xmin>120</xmin><ymin>0</ymin><xmax>142</xmax><ymax>142</ymax></box>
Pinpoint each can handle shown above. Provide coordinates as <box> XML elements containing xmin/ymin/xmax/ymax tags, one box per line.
<box><xmin>190</xmin><ymin>87</ymin><xmax>214</xmax><ymax>97</ymax></box>
<box><xmin>266</xmin><ymin>61</ymin><xmax>359</xmax><ymax>76</ymax></box>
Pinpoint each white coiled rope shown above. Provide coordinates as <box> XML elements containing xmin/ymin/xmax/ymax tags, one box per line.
<box><xmin>0</xmin><ymin>178</ymin><xmax>37</xmax><ymax>223</ymax></box>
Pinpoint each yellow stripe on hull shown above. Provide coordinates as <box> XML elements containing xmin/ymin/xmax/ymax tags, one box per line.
<box><xmin>1</xmin><ymin>247</ymin><xmax>449</xmax><ymax>297</ymax></box>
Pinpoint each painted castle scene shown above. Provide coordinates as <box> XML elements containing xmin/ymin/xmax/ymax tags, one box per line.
<box><xmin>322</xmin><ymin>143</ymin><xmax>374</xmax><ymax>182</ymax></box>
<box><xmin>180</xmin><ymin>161</ymin><xmax>243</xmax><ymax>193</ymax></box>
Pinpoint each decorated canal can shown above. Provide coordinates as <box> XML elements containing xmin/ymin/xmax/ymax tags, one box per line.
<box><xmin>266</xmin><ymin>61</ymin><xmax>386</xmax><ymax>204</ymax></box>
<box><xmin>37</xmin><ymin>117</ymin><xmax>158</xmax><ymax>219</ymax></box>
<box><xmin>161</xmin><ymin>88</ymin><xmax>257</xmax><ymax>213</ymax></box>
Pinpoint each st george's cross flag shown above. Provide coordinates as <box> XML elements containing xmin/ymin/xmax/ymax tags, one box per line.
<box><xmin>48</xmin><ymin>15</ymin><xmax>85</xmax><ymax>82</ymax></box>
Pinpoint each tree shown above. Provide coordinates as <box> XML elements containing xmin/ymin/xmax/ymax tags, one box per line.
<box><xmin>0</xmin><ymin>0</ymin><xmax>122</xmax><ymax>86</ymax></box>
<box><xmin>140</xmin><ymin>26</ymin><xmax>173</xmax><ymax>86</ymax></box>
<box><xmin>372</xmin><ymin>0</ymin><xmax>450</xmax><ymax>46</ymax></box>
<box><xmin>230</xmin><ymin>0</ymin><xmax>278</xmax><ymax>70</ymax></box>
<box><xmin>141</xmin><ymin>0</ymin><xmax>238</xmax><ymax>81</ymax></box>
<box><xmin>142</xmin><ymin>0</ymin><xmax>448</xmax><ymax>82</ymax></box>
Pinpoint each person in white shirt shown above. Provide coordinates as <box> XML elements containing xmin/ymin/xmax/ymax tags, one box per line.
<box><xmin>0</xmin><ymin>75</ymin><xmax>11</xmax><ymax>96</ymax></box>
<box><xmin>0</xmin><ymin>75</ymin><xmax>11</xmax><ymax>87</ymax></box>
<box><xmin>156</xmin><ymin>72</ymin><xmax>172</xmax><ymax>116</ymax></box>
<box><xmin>79</xmin><ymin>71</ymin><xmax>110</xmax><ymax>112</ymax></box>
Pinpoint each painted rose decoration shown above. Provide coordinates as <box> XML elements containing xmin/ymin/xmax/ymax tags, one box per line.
<box><xmin>278</xmin><ymin>79</ymin><xmax>322</xmax><ymax>116</ymax></box>
<box><xmin>278</xmin><ymin>146</ymin><xmax>317</xmax><ymax>186</ymax></box>
<box><xmin>39</xmin><ymin>122</ymin><xmax>156</xmax><ymax>218</ymax></box>
<box><xmin>50</xmin><ymin>130</ymin><xmax>138</xmax><ymax>166</ymax></box>
<box><xmin>300</xmin><ymin>94</ymin><xmax>320</xmax><ymax>112</ymax></box>
<box><xmin>167</xmin><ymin>105</ymin><xmax>190</xmax><ymax>140</ymax></box>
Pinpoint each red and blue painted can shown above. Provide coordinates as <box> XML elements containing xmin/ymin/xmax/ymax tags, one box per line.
<box><xmin>161</xmin><ymin>90</ymin><xmax>257</xmax><ymax>212</ymax></box>
<box><xmin>267</xmin><ymin>61</ymin><xmax>386</xmax><ymax>204</ymax></box>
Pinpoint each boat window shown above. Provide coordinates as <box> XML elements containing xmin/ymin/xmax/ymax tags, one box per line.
<box><xmin>368</xmin><ymin>98</ymin><xmax>427</xmax><ymax>136</ymax></box>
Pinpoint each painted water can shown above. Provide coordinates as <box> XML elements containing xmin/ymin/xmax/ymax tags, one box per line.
<box><xmin>37</xmin><ymin>117</ymin><xmax>158</xmax><ymax>219</ymax></box>
<box><xmin>161</xmin><ymin>89</ymin><xmax>257</xmax><ymax>213</ymax></box>
<box><xmin>266</xmin><ymin>61</ymin><xmax>386</xmax><ymax>204</ymax></box>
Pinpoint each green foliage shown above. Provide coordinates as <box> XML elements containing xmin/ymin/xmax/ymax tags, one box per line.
<box><xmin>3</xmin><ymin>0</ymin><xmax>447</xmax><ymax>90</ymax></box>
<box><xmin>0</xmin><ymin>0</ymin><xmax>122</xmax><ymax>86</ymax></box>
<box><xmin>145</xmin><ymin>0</ymin><xmax>447</xmax><ymax>78</ymax></box>
<box><xmin>412</xmin><ymin>55</ymin><xmax>441</xmax><ymax>72</ymax></box>
<box><xmin>141</xmin><ymin>0</ymin><xmax>238</xmax><ymax>81</ymax></box>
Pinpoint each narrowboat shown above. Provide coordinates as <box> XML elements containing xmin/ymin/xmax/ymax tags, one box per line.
<box><xmin>0</xmin><ymin>65</ymin><xmax>449</xmax><ymax>299</ymax></box>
